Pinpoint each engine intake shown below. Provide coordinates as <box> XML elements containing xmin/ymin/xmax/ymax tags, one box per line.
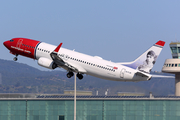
<box><xmin>38</xmin><ymin>57</ymin><xmax>57</xmax><ymax>69</ymax></box>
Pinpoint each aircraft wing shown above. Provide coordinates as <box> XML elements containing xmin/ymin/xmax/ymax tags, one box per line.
<box><xmin>50</xmin><ymin>43</ymin><xmax>86</xmax><ymax>73</ymax></box>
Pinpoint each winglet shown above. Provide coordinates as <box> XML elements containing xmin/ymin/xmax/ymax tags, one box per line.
<box><xmin>54</xmin><ymin>43</ymin><xmax>63</xmax><ymax>53</ymax></box>
<box><xmin>155</xmin><ymin>40</ymin><xmax>165</xmax><ymax>47</ymax></box>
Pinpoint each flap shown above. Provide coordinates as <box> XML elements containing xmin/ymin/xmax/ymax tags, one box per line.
<box><xmin>68</xmin><ymin>62</ymin><xmax>87</xmax><ymax>73</ymax></box>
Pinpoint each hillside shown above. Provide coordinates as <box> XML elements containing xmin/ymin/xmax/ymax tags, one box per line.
<box><xmin>0</xmin><ymin>59</ymin><xmax>175</xmax><ymax>96</ymax></box>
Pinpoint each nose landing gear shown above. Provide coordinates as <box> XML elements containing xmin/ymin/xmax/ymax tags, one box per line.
<box><xmin>13</xmin><ymin>54</ymin><xmax>18</xmax><ymax>61</ymax></box>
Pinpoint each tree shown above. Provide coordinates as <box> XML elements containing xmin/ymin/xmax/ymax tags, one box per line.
<box><xmin>15</xmin><ymin>82</ymin><xmax>20</xmax><ymax>87</ymax></box>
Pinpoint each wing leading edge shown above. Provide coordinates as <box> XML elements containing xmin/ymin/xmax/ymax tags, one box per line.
<box><xmin>50</xmin><ymin>43</ymin><xmax>86</xmax><ymax>74</ymax></box>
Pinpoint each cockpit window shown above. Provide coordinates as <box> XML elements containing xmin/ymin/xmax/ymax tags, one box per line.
<box><xmin>10</xmin><ymin>39</ymin><xmax>14</xmax><ymax>42</ymax></box>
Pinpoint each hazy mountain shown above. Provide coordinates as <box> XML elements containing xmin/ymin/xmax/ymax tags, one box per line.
<box><xmin>0</xmin><ymin>59</ymin><xmax>175</xmax><ymax>96</ymax></box>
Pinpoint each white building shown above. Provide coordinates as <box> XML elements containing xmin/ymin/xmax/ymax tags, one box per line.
<box><xmin>162</xmin><ymin>42</ymin><xmax>180</xmax><ymax>96</ymax></box>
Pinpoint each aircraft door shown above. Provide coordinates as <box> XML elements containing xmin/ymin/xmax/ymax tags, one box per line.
<box><xmin>120</xmin><ymin>68</ymin><xmax>126</xmax><ymax>78</ymax></box>
<box><xmin>64</xmin><ymin>55</ymin><xmax>69</xmax><ymax>61</ymax></box>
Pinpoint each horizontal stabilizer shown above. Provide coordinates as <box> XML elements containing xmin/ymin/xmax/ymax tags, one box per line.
<box><xmin>152</xmin><ymin>74</ymin><xmax>175</xmax><ymax>78</ymax></box>
<box><xmin>135</xmin><ymin>71</ymin><xmax>152</xmax><ymax>80</ymax></box>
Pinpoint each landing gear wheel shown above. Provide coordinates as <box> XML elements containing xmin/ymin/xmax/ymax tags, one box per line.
<box><xmin>67</xmin><ymin>72</ymin><xmax>74</xmax><ymax>78</ymax></box>
<box><xmin>77</xmin><ymin>73</ymin><xmax>83</xmax><ymax>80</ymax></box>
<box><xmin>13</xmin><ymin>54</ymin><xmax>18</xmax><ymax>61</ymax></box>
<box><xmin>13</xmin><ymin>57</ymin><xmax>18</xmax><ymax>61</ymax></box>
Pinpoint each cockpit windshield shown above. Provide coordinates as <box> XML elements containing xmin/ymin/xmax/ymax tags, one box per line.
<box><xmin>10</xmin><ymin>39</ymin><xmax>14</xmax><ymax>42</ymax></box>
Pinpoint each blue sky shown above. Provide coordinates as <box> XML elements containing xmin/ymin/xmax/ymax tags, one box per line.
<box><xmin>0</xmin><ymin>0</ymin><xmax>179</xmax><ymax>71</ymax></box>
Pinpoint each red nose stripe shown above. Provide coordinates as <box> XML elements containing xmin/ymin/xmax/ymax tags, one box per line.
<box><xmin>155</xmin><ymin>40</ymin><xmax>165</xmax><ymax>47</ymax></box>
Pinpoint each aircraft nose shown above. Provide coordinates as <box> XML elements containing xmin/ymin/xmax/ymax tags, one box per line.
<box><xmin>3</xmin><ymin>41</ymin><xmax>8</xmax><ymax>48</ymax></box>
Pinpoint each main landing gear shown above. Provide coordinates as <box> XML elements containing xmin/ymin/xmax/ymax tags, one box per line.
<box><xmin>13</xmin><ymin>54</ymin><xmax>18</xmax><ymax>61</ymax></box>
<box><xmin>67</xmin><ymin>72</ymin><xmax>74</xmax><ymax>78</ymax></box>
<box><xmin>77</xmin><ymin>73</ymin><xmax>83</xmax><ymax>80</ymax></box>
<box><xmin>66</xmin><ymin>72</ymin><xmax>83</xmax><ymax>80</ymax></box>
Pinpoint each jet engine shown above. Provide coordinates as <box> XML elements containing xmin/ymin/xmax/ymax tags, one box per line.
<box><xmin>37</xmin><ymin>57</ymin><xmax>57</xmax><ymax>69</ymax></box>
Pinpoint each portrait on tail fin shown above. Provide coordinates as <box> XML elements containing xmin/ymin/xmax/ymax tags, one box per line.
<box><xmin>121</xmin><ymin>40</ymin><xmax>165</xmax><ymax>74</ymax></box>
<box><xmin>138</xmin><ymin>50</ymin><xmax>157</xmax><ymax>73</ymax></box>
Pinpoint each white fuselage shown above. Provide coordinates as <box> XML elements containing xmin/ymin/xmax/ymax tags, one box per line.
<box><xmin>36</xmin><ymin>42</ymin><xmax>147</xmax><ymax>81</ymax></box>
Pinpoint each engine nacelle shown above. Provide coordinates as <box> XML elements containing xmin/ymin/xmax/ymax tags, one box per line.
<box><xmin>37</xmin><ymin>57</ymin><xmax>57</xmax><ymax>69</ymax></box>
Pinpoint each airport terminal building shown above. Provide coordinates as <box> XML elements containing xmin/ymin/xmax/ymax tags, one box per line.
<box><xmin>1</xmin><ymin>94</ymin><xmax>180</xmax><ymax>120</ymax></box>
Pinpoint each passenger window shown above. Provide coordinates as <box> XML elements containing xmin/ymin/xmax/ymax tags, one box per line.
<box><xmin>172</xmin><ymin>64</ymin><xmax>174</xmax><ymax>67</ymax></box>
<box><xmin>175</xmin><ymin>64</ymin><xmax>177</xmax><ymax>67</ymax></box>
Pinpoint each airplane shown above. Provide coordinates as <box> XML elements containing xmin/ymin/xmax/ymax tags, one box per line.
<box><xmin>3</xmin><ymin>38</ymin><xmax>167</xmax><ymax>81</ymax></box>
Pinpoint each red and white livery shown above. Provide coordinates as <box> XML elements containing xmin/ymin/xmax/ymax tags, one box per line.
<box><xmin>3</xmin><ymin>38</ymin><xmax>165</xmax><ymax>81</ymax></box>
